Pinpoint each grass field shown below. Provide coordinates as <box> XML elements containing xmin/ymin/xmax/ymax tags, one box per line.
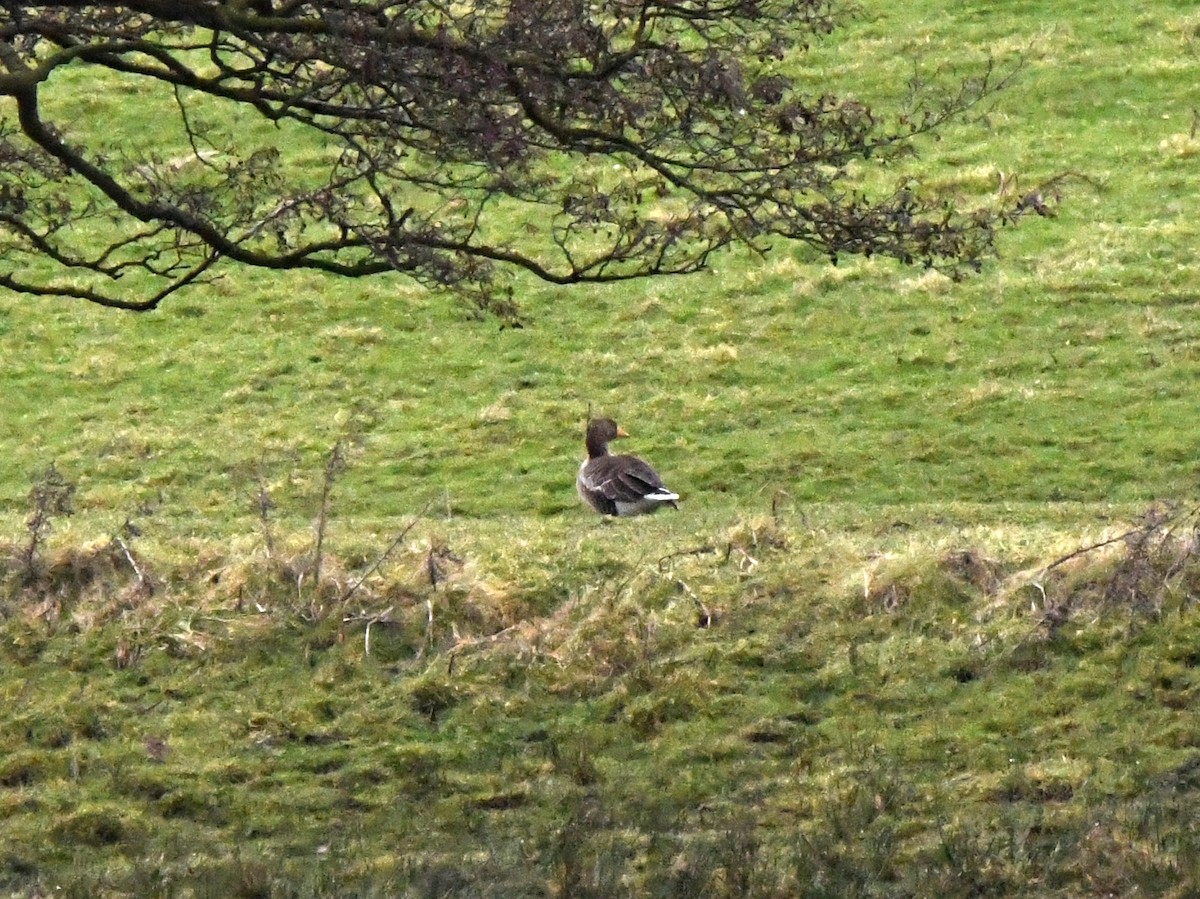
<box><xmin>3</xmin><ymin>1</ymin><xmax>1200</xmax><ymax>896</ymax></box>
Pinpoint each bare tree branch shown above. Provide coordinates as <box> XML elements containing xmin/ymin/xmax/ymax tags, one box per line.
<box><xmin>0</xmin><ymin>1</ymin><xmax>1054</xmax><ymax>317</ymax></box>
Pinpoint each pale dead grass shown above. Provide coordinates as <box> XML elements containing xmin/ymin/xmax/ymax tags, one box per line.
<box><xmin>477</xmin><ymin>393</ymin><xmax>515</xmax><ymax>423</ymax></box>
<box><xmin>1159</xmin><ymin>133</ymin><xmax>1200</xmax><ymax>159</ymax></box>
<box><xmin>3</xmin><ymin>506</ymin><xmax>1183</xmax><ymax>677</ymax></box>
<box><xmin>898</xmin><ymin>269</ymin><xmax>954</xmax><ymax>294</ymax></box>
<box><xmin>684</xmin><ymin>343</ymin><xmax>739</xmax><ymax>364</ymax></box>
<box><xmin>319</xmin><ymin>323</ymin><xmax>388</xmax><ymax>346</ymax></box>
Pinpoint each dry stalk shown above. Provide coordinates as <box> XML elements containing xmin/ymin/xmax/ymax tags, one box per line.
<box><xmin>311</xmin><ymin>439</ymin><xmax>347</xmax><ymax>595</ymax></box>
<box><xmin>657</xmin><ymin>544</ymin><xmax>717</xmax><ymax>570</ymax></box>
<box><xmin>445</xmin><ymin>622</ymin><xmax>534</xmax><ymax>675</ymax></box>
<box><xmin>254</xmin><ymin>481</ymin><xmax>277</xmax><ymax>562</ymax></box>
<box><xmin>112</xmin><ymin>536</ymin><xmax>148</xmax><ymax>593</ymax></box>
<box><xmin>417</xmin><ymin>597</ymin><xmax>435</xmax><ymax>660</ymax></box>
<box><xmin>341</xmin><ymin>606</ymin><xmax>395</xmax><ymax>657</ymax></box>
<box><xmin>676</xmin><ymin>578</ymin><xmax>715</xmax><ymax>627</ymax></box>
<box><xmin>21</xmin><ymin>463</ymin><xmax>76</xmax><ymax>582</ymax></box>
<box><xmin>725</xmin><ymin>543</ymin><xmax>760</xmax><ymax>572</ymax></box>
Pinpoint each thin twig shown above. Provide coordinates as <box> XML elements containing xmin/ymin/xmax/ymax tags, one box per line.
<box><xmin>416</xmin><ymin>597</ymin><xmax>435</xmax><ymax>659</ymax></box>
<box><xmin>253</xmin><ymin>475</ymin><xmax>276</xmax><ymax>562</ymax></box>
<box><xmin>1039</xmin><ymin>503</ymin><xmax>1199</xmax><ymax>576</ymax></box>
<box><xmin>311</xmin><ymin>439</ymin><xmax>346</xmax><ymax>591</ymax></box>
<box><xmin>657</xmin><ymin>544</ymin><xmax>717</xmax><ymax>570</ymax></box>
<box><xmin>446</xmin><ymin>623</ymin><xmax>525</xmax><ymax>674</ymax></box>
<box><xmin>1040</xmin><ymin>525</ymin><xmax>1155</xmax><ymax>574</ymax></box>
<box><xmin>341</xmin><ymin>606</ymin><xmax>395</xmax><ymax>657</ymax></box>
<box><xmin>113</xmin><ymin>536</ymin><xmax>146</xmax><ymax>587</ymax></box>
<box><xmin>339</xmin><ymin>501</ymin><xmax>431</xmax><ymax>603</ymax></box>
<box><xmin>989</xmin><ymin>506</ymin><xmax>1200</xmax><ymax>672</ymax></box>
<box><xmin>676</xmin><ymin>578</ymin><xmax>714</xmax><ymax>626</ymax></box>
<box><xmin>727</xmin><ymin>543</ymin><xmax>759</xmax><ymax>571</ymax></box>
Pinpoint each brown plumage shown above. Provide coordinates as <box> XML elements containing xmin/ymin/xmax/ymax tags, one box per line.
<box><xmin>576</xmin><ymin>418</ymin><xmax>679</xmax><ymax>517</ymax></box>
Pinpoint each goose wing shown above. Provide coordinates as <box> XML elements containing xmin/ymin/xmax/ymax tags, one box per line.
<box><xmin>581</xmin><ymin>454</ymin><xmax>676</xmax><ymax>503</ymax></box>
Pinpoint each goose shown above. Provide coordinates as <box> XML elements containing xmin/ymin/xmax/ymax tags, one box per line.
<box><xmin>577</xmin><ymin>417</ymin><xmax>680</xmax><ymax>517</ymax></box>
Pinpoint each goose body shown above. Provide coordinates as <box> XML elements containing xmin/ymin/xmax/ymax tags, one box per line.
<box><xmin>577</xmin><ymin>418</ymin><xmax>679</xmax><ymax>517</ymax></box>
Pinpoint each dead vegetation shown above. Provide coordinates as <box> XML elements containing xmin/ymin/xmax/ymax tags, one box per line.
<box><xmin>7</xmin><ymin>451</ymin><xmax>1200</xmax><ymax>679</ymax></box>
<box><xmin>5</xmin><ymin>462</ymin><xmax>1200</xmax><ymax>896</ymax></box>
<box><xmin>1032</xmin><ymin>502</ymin><xmax>1200</xmax><ymax>629</ymax></box>
<box><xmin>853</xmin><ymin>503</ymin><xmax>1200</xmax><ymax>639</ymax></box>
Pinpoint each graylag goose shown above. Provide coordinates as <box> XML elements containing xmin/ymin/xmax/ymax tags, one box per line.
<box><xmin>577</xmin><ymin>418</ymin><xmax>680</xmax><ymax>516</ymax></box>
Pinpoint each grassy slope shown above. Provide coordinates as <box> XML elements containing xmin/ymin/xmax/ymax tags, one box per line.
<box><xmin>3</xmin><ymin>0</ymin><xmax>1200</xmax><ymax>896</ymax></box>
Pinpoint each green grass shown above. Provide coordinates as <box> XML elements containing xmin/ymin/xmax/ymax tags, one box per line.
<box><xmin>4</xmin><ymin>0</ymin><xmax>1200</xmax><ymax>895</ymax></box>
<box><xmin>5</xmin><ymin>510</ymin><xmax>1200</xmax><ymax>896</ymax></box>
